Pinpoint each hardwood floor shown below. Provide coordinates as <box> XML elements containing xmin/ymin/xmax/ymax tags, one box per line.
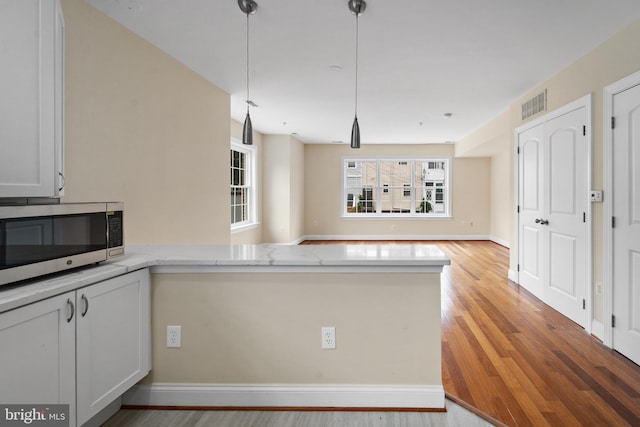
<box><xmin>301</xmin><ymin>240</ymin><xmax>640</xmax><ymax>426</ymax></box>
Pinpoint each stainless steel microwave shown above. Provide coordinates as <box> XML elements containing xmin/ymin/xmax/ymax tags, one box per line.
<box><xmin>0</xmin><ymin>202</ymin><xmax>124</xmax><ymax>286</ymax></box>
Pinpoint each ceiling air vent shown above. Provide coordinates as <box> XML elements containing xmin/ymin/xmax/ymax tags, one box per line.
<box><xmin>521</xmin><ymin>90</ymin><xmax>547</xmax><ymax>120</ymax></box>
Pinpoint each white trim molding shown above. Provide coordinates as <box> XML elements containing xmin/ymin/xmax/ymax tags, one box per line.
<box><xmin>490</xmin><ymin>236</ymin><xmax>510</xmax><ymax>248</ymax></box>
<box><xmin>302</xmin><ymin>234</ymin><xmax>492</xmax><ymax>241</ymax></box>
<box><xmin>508</xmin><ymin>269</ymin><xmax>519</xmax><ymax>284</ymax></box>
<box><xmin>602</xmin><ymin>70</ymin><xmax>640</xmax><ymax>348</ymax></box>
<box><xmin>123</xmin><ymin>383</ymin><xmax>445</xmax><ymax>409</ymax></box>
<box><xmin>302</xmin><ymin>235</ymin><xmax>509</xmax><ymax>250</ymax></box>
<box><xmin>513</xmin><ymin>93</ymin><xmax>593</xmax><ymax>334</ymax></box>
<box><xmin>591</xmin><ymin>319</ymin><xmax>604</xmax><ymax>342</ymax></box>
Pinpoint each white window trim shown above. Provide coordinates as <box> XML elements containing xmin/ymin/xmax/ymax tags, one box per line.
<box><xmin>341</xmin><ymin>157</ymin><xmax>452</xmax><ymax>219</ymax></box>
<box><xmin>231</xmin><ymin>138</ymin><xmax>258</xmax><ymax>231</ymax></box>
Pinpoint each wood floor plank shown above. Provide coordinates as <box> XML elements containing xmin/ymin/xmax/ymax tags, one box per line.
<box><xmin>301</xmin><ymin>240</ymin><xmax>640</xmax><ymax>426</ymax></box>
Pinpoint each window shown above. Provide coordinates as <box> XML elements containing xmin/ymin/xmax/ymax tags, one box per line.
<box><xmin>343</xmin><ymin>158</ymin><xmax>450</xmax><ymax>217</ymax></box>
<box><xmin>230</xmin><ymin>141</ymin><xmax>256</xmax><ymax>229</ymax></box>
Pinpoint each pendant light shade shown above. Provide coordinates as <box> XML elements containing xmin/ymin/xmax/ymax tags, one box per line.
<box><xmin>243</xmin><ymin>110</ymin><xmax>253</xmax><ymax>145</ymax></box>
<box><xmin>348</xmin><ymin>0</ymin><xmax>366</xmax><ymax>149</ymax></box>
<box><xmin>350</xmin><ymin>116</ymin><xmax>360</xmax><ymax>149</ymax></box>
<box><xmin>239</xmin><ymin>0</ymin><xmax>257</xmax><ymax>145</ymax></box>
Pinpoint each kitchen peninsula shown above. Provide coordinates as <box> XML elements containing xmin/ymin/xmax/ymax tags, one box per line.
<box><xmin>0</xmin><ymin>243</ymin><xmax>450</xmax><ymax>419</ymax></box>
<box><xmin>124</xmin><ymin>243</ymin><xmax>450</xmax><ymax>410</ymax></box>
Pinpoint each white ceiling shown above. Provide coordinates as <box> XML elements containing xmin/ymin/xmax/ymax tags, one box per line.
<box><xmin>86</xmin><ymin>0</ymin><xmax>640</xmax><ymax>145</ymax></box>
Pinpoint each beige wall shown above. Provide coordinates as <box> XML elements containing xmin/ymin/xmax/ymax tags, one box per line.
<box><xmin>512</xmin><ymin>18</ymin><xmax>640</xmax><ymax>323</ymax></box>
<box><xmin>509</xmin><ymin>17</ymin><xmax>640</xmax><ymax>276</ymax></box>
<box><xmin>61</xmin><ymin>0</ymin><xmax>231</xmax><ymax>244</ymax></box>
<box><xmin>457</xmin><ymin>112</ymin><xmax>512</xmax><ymax>246</ymax></box>
<box><xmin>145</xmin><ymin>272</ymin><xmax>442</xmax><ymax>385</ymax></box>
<box><xmin>304</xmin><ymin>143</ymin><xmax>491</xmax><ymax>238</ymax></box>
<box><xmin>462</xmin><ymin>16</ymin><xmax>640</xmax><ymax>324</ymax></box>
<box><xmin>230</xmin><ymin>119</ymin><xmax>264</xmax><ymax>244</ymax></box>
<box><xmin>262</xmin><ymin>134</ymin><xmax>305</xmax><ymax>243</ymax></box>
<box><xmin>490</xmin><ymin>147</ymin><xmax>512</xmax><ymax>246</ymax></box>
<box><xmin>291</xmin><ymin>136</ymin><xmax>306</xmax><ymax>241</ymax></box>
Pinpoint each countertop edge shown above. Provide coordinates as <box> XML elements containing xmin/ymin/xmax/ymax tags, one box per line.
<box><xmin>0</xmin><ymin>244</ymin><xmax>450</xmax><ymax>313</ymax></box>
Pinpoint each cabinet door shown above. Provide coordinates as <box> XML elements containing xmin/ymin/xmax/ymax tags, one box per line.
<box><xmin>0</xmin><ymin>293</ymin><xmax>76</xmax><ymax>426</ymax></box>
<box><xmin>0</xmin><ymin>0</ymin><xmax>63</xmax><ymax>198</ymax></box>
<box><xmin>54</xmin><ymin>0</ymin><xmax>65</xmax><ymax>196</ymax></box>
<box><xmin>76</xmin><ymin>269</ymin><xmax>151</xmax><ymax>426</ymax></box>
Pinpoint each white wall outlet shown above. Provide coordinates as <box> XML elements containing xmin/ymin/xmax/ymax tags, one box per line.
<box><xmin>167</xmin><ymin>325</ymin><xmax>181</xmax><ymax>348</ymax></box>
<box><xmin>321</xmin><ymin>326</ymin><xmax>336</xmax><ymax>350</ymax></box>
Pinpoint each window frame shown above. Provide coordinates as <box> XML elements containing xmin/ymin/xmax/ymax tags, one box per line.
<box><xmin>341</xmin><ymin>157</ymin><xmax>452</xmax><ymax>219</ymax></box>
<box><xmin>230</xmin><ymin>139</ymin><xmax>258</xmax><ymax>232</ymax></box>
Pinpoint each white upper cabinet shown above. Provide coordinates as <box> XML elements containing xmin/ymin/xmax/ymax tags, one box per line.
<box><xmin>0</xmin><ymin>0</ymin><xmax>65</xmax><ymax>198</ymax></box>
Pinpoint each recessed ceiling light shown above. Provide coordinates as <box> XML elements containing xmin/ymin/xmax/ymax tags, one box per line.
<box><xmin>443</xmin><ymin>112</ymin><xmax>453</xmax><ymax>119</ymax></box>
<box><xmin>331</xmin><ymin>140</ymin><xmax>344</xmax><ymax>144</ymax></box>
<box><xmin>329</xmin><ymin>65</ymin><xmax>343</xmax><ymax>72</ymax></box>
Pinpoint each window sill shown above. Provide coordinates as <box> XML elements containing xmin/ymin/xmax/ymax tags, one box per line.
<box><xmin>231</xmin><ymin>221</ymin><xmax>260</xmax><ymax>234</ymax></box>
<box><xmin>341</xmin><ymin>214</ymin><xmax>452</xmax><ymax>220</ymax></box>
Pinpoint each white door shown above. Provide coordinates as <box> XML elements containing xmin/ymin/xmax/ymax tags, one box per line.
<box><xmin>543</xmin><ymin>108</ymin><xmax>588</xmax><ymax>326</ymax></box>
<box><xmin>519</xmin><ymin>124</ymin><xmax>545</xmax><ymax>300</ymax></box>
<box><xmin>518</xmin><ymin>105</ymin><xmax>588</xmax><ymax>327</ymax></box>
<box><xmin>612</xmin><ymin>83</ymin><xmax>640</xmax><ymax>365</ymax></box>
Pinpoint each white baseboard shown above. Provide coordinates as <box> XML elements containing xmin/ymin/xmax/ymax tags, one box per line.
<box><xmin>302</xmin><ymin>234</ymin><xmax>491</xmax><ymax>241</ymax></box>
<box><xmin>591</xmin><ymin>319</ymin><xmax>604</xmax><ymax>342</ymax></box>
<box><xmin>123</xmin><ymin>383</ymin><xmax>445</xmax><ymax>409</ymax></box>
<box><xmin>508</xmin><ymin>269</ymin><xmax>518</xmax><ymax>283</ymax></box>
<box><xmin>489</xmin><ymin>236</ymin><xmax>510</xmax><ymax>248</ymax></box>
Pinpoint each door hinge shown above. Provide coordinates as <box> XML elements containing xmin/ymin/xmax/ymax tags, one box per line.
<box><xmin>611</xmin><ymin>116</ymin><xmax>616</xmax><ymax>129</ymax></box>
<box><xmin>583</xmin><ymin>212</ymin><xmax>586</xmax><ymax>223</ymax></box>
<box><xmin>612</xmin><ymin>314</ymin><xmax>616</xmax><ymax>328</ymax></box>
<box><xmin>583</xmin><ymin>125</ymin><xmax>586</xmax><ymax>136</ymax></box>
<box><xmin>517</xmin><ymin>264</ymin><xmax>520</xmax><ymax>272</ymax></box>
<box><xmin>517</xmin><ymin>146</ymin><xmax>520</xmax><ymax>155</ymax></box>
<box><xmin>612</xmin><ymin>216</ymin><xmax>616</xmax><ymax>228</ymax></box>
<box><xmin>582</xmin><ymin>299</ymin><xmax>586</xmax><ymax>309</ymax></box>
<box><xmin>517</xmin><ymin>205</ymin><xmax>520</xmax><ymax>214</ymax></box>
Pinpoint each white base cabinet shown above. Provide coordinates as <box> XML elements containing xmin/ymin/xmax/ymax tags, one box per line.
<box><xmin>0</xmin><ymin>293</ymin><xmax>76</xmax><ymax>424</ymax></box>
<box><xmin>76</xmin><ymin>269</ymin><xmax>151</xmax><ymax>425</ymax></box>
<box><xmin>0</xmin><ymin>269</ymin><xmax>150</xmax><ymax>427</ymax></box>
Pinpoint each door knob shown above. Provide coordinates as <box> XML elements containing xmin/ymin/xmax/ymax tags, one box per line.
<box><xmin>535</xmin><ymin>218</ymin><xmax>549</xmax><ymax>225</ymax></box>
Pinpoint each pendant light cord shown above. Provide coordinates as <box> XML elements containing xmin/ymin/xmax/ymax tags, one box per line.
<box><xmin>246</xmin><ymin>11</ymin><xmax>250</xmax><ymax>113</ymax></box>
<box><xmin>354</xmin><ymin>12</ymin><xmax>359</xmax><ymax>118</ymax></box>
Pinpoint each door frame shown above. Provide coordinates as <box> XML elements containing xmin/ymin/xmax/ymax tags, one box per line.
<box><xmin>514</xmin><ymin>93</ymin><xmax>593</xmax><ymax>333</ymax></box>
<box><xmin>603</xmin><ymin>70</ymin><xmax>640</xmax><ymax>348</ymax></box>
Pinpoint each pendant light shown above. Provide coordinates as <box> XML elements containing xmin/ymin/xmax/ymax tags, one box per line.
<box><xmin>238</xmin><ymin>0</ymin><xmax>258</xmax><ymax>145</ymax></box>
<box><xmin>348</xmin><ymin>0</ymin><xmax>366</xmax><ymax>149</ymax></box>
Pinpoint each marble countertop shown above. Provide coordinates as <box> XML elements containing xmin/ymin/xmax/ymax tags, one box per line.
<box><xmin>0</xmin><ymin>243</ymin><xmax>449</xmax><ymax>313</ymax></box>
<box><xmin>126</xmin><ymin>243</ymin><xmax>450</xmax><ymax>267</ymax></box>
